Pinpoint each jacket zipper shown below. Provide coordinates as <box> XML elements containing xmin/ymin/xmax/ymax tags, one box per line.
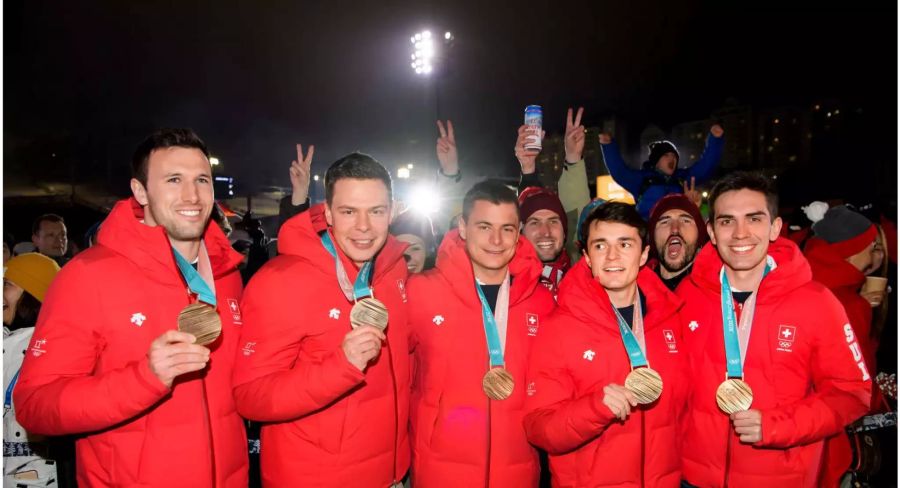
<box><xmin>485</xmin><ymin>396</ymin><xmax>492</xmax><ymax>488</ymax></box>
<box><xmin>200</xmin><ymin>378</ymin><xmax>217</xmax><ymax>488</ymax></box>
<box><xmin>640</xmin><ymin>409</ymin><xmax>646</xmax><ymax>488</ymax></box>
<box><xmin>723</xmin><ymin>422</ymin><xmax>732</xmax><ymax>488</ymax></box>
<box><xmin>386</xmin><ymin>338</ymin><xmax>399</xmax><ymax>486</ymax></box>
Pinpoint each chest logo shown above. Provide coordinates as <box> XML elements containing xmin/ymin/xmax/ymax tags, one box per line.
<box><xmin>226</xmin><ymin>298</ymin><xmax>242</xmax><ymax>324</ymax></box>
<box><xmin>526</xmin><ymin>313</ymin><xmax>539</xmax><ymax>336</ymax></box>
<box><xmin>130</xmin><ymin>312</ymin><xmax>147</xmax><ymax>327</ymax></box>
<box><xmin>242</xmin><ymin>342</ymin><xmax>256</xmax><ymax>356</ymax></box>
<box><xmin>777</xmin><ymin>325</ymin><xmax>796</xmax><ymax>352</ymax></box>
<box><xmin>688</xmin><ymin>320</ymin><xmax>699</xmax><ymax>332</ymax></box>
<box><xmin>30</xmin><ymin>339</ymin><xmax>48</xmax><ymax>357</ymax></box>
<box><xmin>663</xmin><ymin>329</ymin><xmax>678</xmax><ymax>352</ymax></box>
<box><xmin>433</xmin><ymin>315</ymin><xmax>445</xmax><ymax>326</ymax></box>
<box><xmin>329</xmin><ymin>308</ymin><xmax>341</xmax><ymax>320</ymax></box>
<box><xmin>583</xmin><ymin>349</ymin><xmax>596</xmax><ymax>361</ymax></box>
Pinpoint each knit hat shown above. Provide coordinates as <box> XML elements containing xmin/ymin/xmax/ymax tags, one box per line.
<box><xmin>647</xmin><ymin>194</ymin><xmax>709</xmax><ymax>259</ymax></box>
<box><xmin>518</xmin><ymin>186</ymin><xmax>568</xmax><ymax>238</ymax></box>
<box><xmin>4</xmin><ymin>252</ymin><xmax>61</xmax><ymax>303</ymax></box>
<box><xmin>644</xmin><ymin>140</ymin><xmax>679</xmax><ymax>170</ymax></box>
<box><xmin>575</xmin><ymin>198</ymin><xmax>608</xmax><ymax>248</ymax></box>
<box><xmin>390</xmin><ymin>209</ymin><xmax>437</xmax><ymax>255</ymax></box>
<box><xmin>811</xmin><ymin>205</ymin><xmax>877</xmax><ymax>258</ymax></box>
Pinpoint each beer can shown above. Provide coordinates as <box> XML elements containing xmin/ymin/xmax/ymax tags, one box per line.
<box><xmin>524</xmin><ymin>105</ymin><xmax>542</xmax><ymax>151</ymax></box>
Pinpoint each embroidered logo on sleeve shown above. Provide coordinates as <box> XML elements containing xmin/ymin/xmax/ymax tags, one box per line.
<box><xmin>130</xmin><ymin>312</ymin><xmax>146</xmax><ymax>327</ymax></box>
<box><xmin>844</xmin><ymin>324</ymin><xmax>871</xmax><ymax>381</ymax></box>
<box><xmin>30</xmin><ymin>339</ymin><xmax>48</xmax><ymax>357</ymax></box>
<box><xmin>526</xmin><ymin>313</ymin><xmax>539</xmax><ymax>336</ymax></box>
<box><xmin>226</xmin><ymin>299</ymin><xmax>242</xmax><ymax>324</ymax></box>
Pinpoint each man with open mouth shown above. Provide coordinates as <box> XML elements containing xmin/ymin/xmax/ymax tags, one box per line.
<box><xmin>647</xmin><ymin>193</ymin><xmax>709</xmax><ymax>291</ymax></box>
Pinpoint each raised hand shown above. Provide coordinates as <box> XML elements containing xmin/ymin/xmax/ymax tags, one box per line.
<box><xmin>515</xmin><ymin>125</ymin><xmax>543</xmax><ymax>175</ymax></box>
<box><xmin>147</xmin><ymin>330</ymin><xmax>211</xmax><ymax>388</ymax></box>
<box><xmin>290</xmin><ymin>144</ymin><xmax>315</xmax><ymax>205</ymax></box>
<box><xmin>682</xmin><ymin>176</ymin><xmax>702</xmax><ymax>208</ymax></box>
<box><xmin>342</xmin><ymin>325</ymin><xmax>386</xmax><ymax>371</ymax></box>
<box><xmin>710</xmin><ymin>124</ymin><xmax>724</xmax><ymax>138</ymax></box>
<box><xmin>436</xmin><ymin>120</ymin><xmax>459</xmax><ymax>176</ymax></box>
<box><xmin>565</xmin><ymin>107</ymin><xmax>586</xmax><ymax>163</ymax></box>
<box><xmin>598</xmin><ymin>133</ymin><xmax>612</xmax><ymax>145</ymax></box>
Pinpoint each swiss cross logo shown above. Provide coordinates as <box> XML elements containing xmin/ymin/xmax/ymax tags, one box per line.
<box><xmin>227</xmin><ymin>298</ymin><xmax>242</xmax><ymax>324</ymax></box>
<box><xmin>776</xmin><ymin>325</ymin><xmax>797</xmax><ymax>352</ymax></box>
<box><xmin>30</xmin><ymin>339</ymin><xmax>47</xmax><ymax>357</ymax></box>
<box><xmin>663</xmin><ymin>329</ymin><xmax>678</xmax><ymax>353</ymax></box>
<box><xmin>397</xmin><ymin>279</ymin><xmax>408</xmax><ymax>303</ymax></box>
<box><xmin>241</xmin><ymin>342</ymin><xmax>256</xmax><ymax>356</ymax></box>
<box><xmin>526</xmin><ymin>313</ymin><xmax>539</xmax><ymax>336</ymax></box>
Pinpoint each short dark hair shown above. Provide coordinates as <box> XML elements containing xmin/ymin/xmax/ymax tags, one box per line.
<box><xmin>131</xmin><ymin>128</ymin><xmax>210</xmax><ymax>187</ymax></box>
<box><xmin>32</xmin><ymin>214</ymin><xmax>65</xmax><ymax>237</ymax></box>
<box><xmin>462</xmin><ymin>180</ymin><xmax>519</xmax><ymax>222</ymax></box>
<box><xmin>9</xmin><ymin>291</ymin><xmax>42</xmax><ymax>330</ymax></box>
<box><xmin>324</xmin><ymin>152</ymin><xmax>393</xmax><ymax>205</ymax></box>
<box><xmin>708</xmin><ymin>171</ymin><xmax>779</xmax><ymax>221</ymax></box>
<box><xmin>579</xmin><ymin>201</ymin><xmax>647</xmax><ymax>252</ymax></box>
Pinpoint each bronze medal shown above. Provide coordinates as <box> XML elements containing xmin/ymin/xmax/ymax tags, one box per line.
<box><xmin>482</xmin><ymin>367</ymin><xmax>514</xmax><ymax>400</ymax></box>
<box><xmin>350</xmin><ymin>297</ymin><xmax>389</xmax><ymax>331</ymax></box>
<box><xmin>177</xmin><ymin>303</ymin><xmax>222</xmax><ymax>346</ymax></box>
<box><xmin>624</xmin><ymin>367</ymin><xmax>664</xmax><ymax>404</ymax></box>
<box><xmin>716</xmin><ymin>378</ymin><xmax>753</xmax><ymax>414</ymax></box>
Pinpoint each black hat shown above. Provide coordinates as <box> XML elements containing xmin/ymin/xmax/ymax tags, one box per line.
<box><xmin>644</xmin><ymin>140</ymin><xmax>679</xmax><ymax>169</ymax></box>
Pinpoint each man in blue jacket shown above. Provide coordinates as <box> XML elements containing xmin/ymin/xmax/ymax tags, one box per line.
<box><xmin>599</xmin><ymin>124</ymin><xmax>724</xmax><ymax>219</ymax></box>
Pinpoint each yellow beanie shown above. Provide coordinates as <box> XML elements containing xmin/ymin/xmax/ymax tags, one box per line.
<box><xmin>4</xmin><ymin>253</ymin><xmax>61</xmax><ymax>303</ymax></box>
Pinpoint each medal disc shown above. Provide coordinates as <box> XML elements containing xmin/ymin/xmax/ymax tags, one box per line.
<box><xmin>624</xmin><ymin>367</ymin><xmax>664</xmax><ymax>404</ymax></box>
<box><xmin>482</xmin><ymin>367</ymin><xmax>514</xmax><ymax>400</ymax></box>
<box><xmin>716</xmin><ymin>378</ymin><xmax>753</xmax><ymax>414</ymax></box>
<box><xmin>177</xmin><ymin>303</ymin><xmax>222</xmax><ymax>346</ymax></box>
<box><xmin>350</xmin><ymin>297</ymin><xmax>389</xmax><ymax>331</ymax></box>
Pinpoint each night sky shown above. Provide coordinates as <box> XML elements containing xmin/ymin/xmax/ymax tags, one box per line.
<box><xmin>4</xmin><ymin>1</ymin><xmax>897</xmax><ymax>195</ymax></box>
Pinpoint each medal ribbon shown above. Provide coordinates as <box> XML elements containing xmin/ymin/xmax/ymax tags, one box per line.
<box><xmin>720</xmin><ymin>257</ymin><xmax>774</xmax><ymax>378</ymax></box>
<box><xmin>475</xmin><ymin>274</ymin><xmax>511</xmax><ymax>368</ymax></box>
<box><xmin>321</xmin><ymin>232</ymin><xmax>373</xmax><ymax>302</ymax></box>
<box><xmin>172</xmin><ymin>242</ymin><xmax>216</xmax><ymax>306</ymax></box>
<box><xmin>611</xmin><ymin>291</ymin><xmax>649</xmax><ymax>369</ymax></box>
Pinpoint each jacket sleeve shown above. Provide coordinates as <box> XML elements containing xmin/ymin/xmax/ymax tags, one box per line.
<box><xmin>558</xmin><ymin>159</ymin><xmax>592</xmax><ymax>216</ymax></box>
<box><xmin>432</xmin><ymin>169</ymin><xmax>465</xmax><ymax>236</ymax></box>
<box><xmin>758</xmin><ymin>292</ymin><xmax>871</xmax><ymax>448</ymax></box>
<box><xmin>685</xmin><ymin>133</ymin><xmax>724</xmax><ymax>183</ymax></box>
<box><xmin>600</xmin><ymin>141</ymin><xmax>643</xmax><ymax>197</ymax></box>
<box><xmin>14</xmin><ymin>261</ymin><xmax>171</xmax><ymax>435</ymax></box>
<box><xmin>523</xmin><ymin>321</ymin><xmax>616</xmax><ymax>454</ymax></box>
<box><xmin>278</xmin><ymin>195</ymin><xmax>310</xmax><ymax>232</ymax></box>
<box><xmin>518</xmin><ymin>171</ymin><xmax>543</xmax><ymax>193</ymax></box>
<box><xmin>232</xmin><ymin>264</ymin><xmax>365</xmax><ymax>422</ymax></box>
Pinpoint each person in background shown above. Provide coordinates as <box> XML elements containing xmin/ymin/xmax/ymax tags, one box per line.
<box><xmin>3</xmin><ymin>253</ymin><xmax>70</xmax><ymax>486</ymax></box>
<box><xmin>518</xmin><ymin>186</ymin><xmax>570</xmax><ymax>296</ymax></box>
<box><xmin>30</xmin><ymin>214</ymin><xmax>69</xmax><ymax>266</ymax></box>
<box><xmin>646</xmin><ymin>193</ymin><xmax>709</xmax><ymax>291</ymax></box>
<box><xmin>390</xmin><ymin>209</ymin><xmax>437</xmax><ymax>274</ymax></box>
<box><xmin>599</xmin><ymin>124</ymin><xmax>724</xmax><ymax>219</ymax></box>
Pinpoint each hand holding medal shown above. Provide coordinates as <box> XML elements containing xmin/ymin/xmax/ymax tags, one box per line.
<box><xmin>173</xmin><ymin>245</ymin><xmax>222</xmax><ymax>346</ymax></box>
<box><xmin>612</xmin><ymin>294</ymin><xmax>663</xmax><ymax>406</ymax></box>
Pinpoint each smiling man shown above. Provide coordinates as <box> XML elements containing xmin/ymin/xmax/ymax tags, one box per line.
<box><xmin>676</xmin><ymin>171</ymin><xmax>871</xmax><ymax>488</ymax></box>
<box><xmin>15</xmin><ymin>128</ymin><xmax>249</xmax><ymax>487</ymax></box>
<box><xmin>232</xmin><ymin>152</ymin><xmax>410</xmax><ymax>488</ymax></box>
<box><xmin>524</xmin><ymin>201</ymin><xmax>687</xmax><ymax>486</ymax></box>
<box><xmin>518</xmin><ymin>186</ymin><xmax>570</xmax><ymax>296</ymax></box>
<box><xmin>647</xmin><ymin>193</ymin><xmax>709</xmax><ymax>291</ymax></box>
<box><xmin>407</xmin><ymin>180</ymin><xmax>555</xmax><ymax>487</ymax></box>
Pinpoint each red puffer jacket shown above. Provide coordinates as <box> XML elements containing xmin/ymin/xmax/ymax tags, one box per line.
<box><xmin>15</xmin><ymin>198</ymin><xmax>248</xmax><ymax>487</ymax></box>
<box><xmin>676</xmin><ymin>238</ymin><xmax>871</xmax><ymax>488</ymax></box>
<box><xmin>408</xmin><ymin>230</ymin><xmax>556</xmax><ymax>487</ymax></box>
<box><xmin>232</xmin><ymin>205</ymin><xmax>410</xmax><ymax>488</ymax></box>
<box><xmin>524</xmin><ymin>261</ymin><xmax>688</xmax><ymax>487</ymax></box>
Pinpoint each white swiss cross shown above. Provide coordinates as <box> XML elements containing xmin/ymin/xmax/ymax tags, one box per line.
<box><xmin>665</xmin><ymin>331</ymin><xmax>674</xmax><ymax>342</ymax></box>
<box><xmin>528</xmin><ymin>316</ymin><xmax>537</xmax><ymax>325</ymax></box>
<box><xmin>433</xmin><ymin>315</ymin><xmax>445</xmax><ymax>326</ymax></box>
<box><xmin>583</xmin><ymin>350</ymin><xmax>596</xmax><ymax>361</ymax></box>
<box><xmin>230</xmin><ymin>301</ymin><xmax>238</xmax><ymax>312</ymax></box>
<box><xmin>782</xmin><ymin>328</ymin><xmax>793</xmax><ymax>338</ymax></box>
<box><xmin>130</xmin><ymin>313</ymin><xmax>146</xmax><ymax>327</ymax></box>
<box><xmin>329</xmin><ymin>308</ymin><xmax>341</xmax><ymax>320</ymax></box>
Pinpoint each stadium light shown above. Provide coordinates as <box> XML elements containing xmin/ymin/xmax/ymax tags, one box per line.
<box><xmin>410</xmin><ymin>28</ymin><xmax>452</xmax><ymax>76</ymax></box>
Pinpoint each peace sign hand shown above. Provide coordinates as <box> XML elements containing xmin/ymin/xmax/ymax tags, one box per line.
<box><xmin>436</xmin><ymin>120</ymin><xmax>459</xmax><ymax>175</ymax></box>
<box><xmin>290</xmin><ymin>144</ymin><xmax>314</xmax><ymax>205</ymax></box>
<box><xmin>565</xmin><ymin>107</ymin><xmax>586</xmax><ymax>163</ymax></box>
<box><xmin>682</xmin><ymin>176</ymin><xmax>702</xmax><ymax>208</ymax></box>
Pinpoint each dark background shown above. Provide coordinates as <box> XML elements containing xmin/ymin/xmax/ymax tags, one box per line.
<box><xmin>4</xmin><ymin>1</ymin><xmax>897</xmax><ymax>202</ymax></box>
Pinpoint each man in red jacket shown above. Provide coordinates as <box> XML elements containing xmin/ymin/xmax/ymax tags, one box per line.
<box><xmin>518</xmin><ymin>186</ymin><xmax>569</xmax><ymax>296</ymax></box>
<box><xmin>677</xmin><ymin>172</ymin><xmax>871</xmax><ymax>488</ymax></box>
<box><xmin>14</xmin><ymin>129</ymin><xmax>249</xmax><ymax>487</ymax></box>
<box><xmin>232</xmin><ymin>152</ymin><xmax>410</xmax><ymax>487</ymax></box>
<box><xmin>408</xmin><ymin>180</ymin><xmax>556</xmax><ymax>487</ymax></box>
<box><xmin>524</xmin><ymin>201</ymin><xmax>687</xmax><ymax>487</ymax></box>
